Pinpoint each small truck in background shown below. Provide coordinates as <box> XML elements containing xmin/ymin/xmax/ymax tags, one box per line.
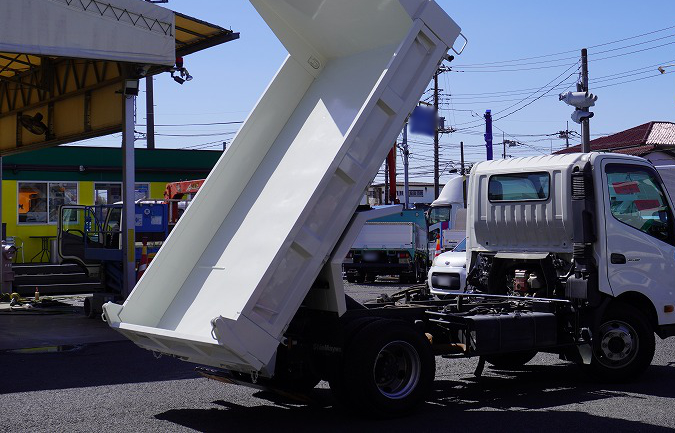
<box><xmin>426</xmin><ymin>176</ymin><xmax>466</xmax><ymax>254</ymax></box>
<box><xmin>343</xmin><ymin>208</ymin><xmax>428</xmax><ymax>283</ymax></box>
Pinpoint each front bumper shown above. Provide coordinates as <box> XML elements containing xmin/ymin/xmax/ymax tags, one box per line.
<box><xmin>427</xmin><ymin>265</ymin><xmax>466</xmax><ymax>295</ymax></box>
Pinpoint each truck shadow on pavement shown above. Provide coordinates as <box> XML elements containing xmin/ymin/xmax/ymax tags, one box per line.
<box><xmin>0</xmin><ymin>341</ymin><xmax>199</xmax><ymax>394</ymax></box>
<box><xmin>154</xmin><ymin>362</ymin><xmax>675</xmax><ymax>433</ymax></box>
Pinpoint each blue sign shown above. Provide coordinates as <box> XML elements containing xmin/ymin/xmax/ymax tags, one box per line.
<box><xmin>409</xmin><ymin>106</ymin><xmax>437</xmax><ymax>137</ymax></box>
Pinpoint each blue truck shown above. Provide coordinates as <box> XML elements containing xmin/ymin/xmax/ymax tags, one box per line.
<box><xmin>343</xmin><ymin>207</ymin><xmax>428</xmax><ymax>283</ymax></box>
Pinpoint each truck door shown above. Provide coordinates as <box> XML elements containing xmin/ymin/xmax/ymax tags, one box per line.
<box><xmin>602</xmin><ymin>161</ymin><xmax>675</xmax><ymax>325</ymax></box>
<box><xmin>58</xmin><ymin>205</ymin><xmax>103</xmax><ymax>267</ymax></box>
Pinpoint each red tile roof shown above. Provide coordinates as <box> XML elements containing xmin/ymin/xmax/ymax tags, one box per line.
<box><xmin>556</xmin><ymin>122</ymin><xmax>675</xmax><ymax>158</ymax></box>
<box><xmin>556</xmin><ymin>122</ymin><xmax>655</xmax><ymax>154</ymax></box>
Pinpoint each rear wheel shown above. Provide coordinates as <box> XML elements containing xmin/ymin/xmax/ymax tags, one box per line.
<box><xmin>346</xmin><ymin>274</ymin><xmax>356</xmax><ymax>283</ymax></box>
<box><xmin>333</xmin><ymin>319</ymin><xmax>435</xmax><ymax>417</ymax></box>
<box><xmin>587</xmin><ymin>303</ymin><xmax>654</xmax><ymax>382</ymax></box>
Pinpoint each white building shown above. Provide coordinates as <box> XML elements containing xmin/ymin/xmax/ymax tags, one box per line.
<box><xmin>362</xmin><ymin>181</ymin><xmax>442</xmax><ymax>207</ymax></box>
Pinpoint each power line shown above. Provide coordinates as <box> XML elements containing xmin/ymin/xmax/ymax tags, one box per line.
<box><xmin>454</xmin><ymin>24</ymin><xmax>675</xmax><ymax>67</ymax></box>
<box><xmin>453</xmin><ymin>62</ymin><xmax>581</xmax><ymax>130</ymax></box>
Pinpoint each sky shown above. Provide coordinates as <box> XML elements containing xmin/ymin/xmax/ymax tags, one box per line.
<box><xmin>83</xmin><ymin>0</ymin><xmax>675</xmax><ymax>184</ymax></box>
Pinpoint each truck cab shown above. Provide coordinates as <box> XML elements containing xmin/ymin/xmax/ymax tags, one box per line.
<box><xmin>427</xmin><ymin>176</ymin><xmax>466</xmax><ymax>255</ymax></box>
<box><xmin>466</xmin><ymin>152</ymin><xmax>675</xmax><ymax>379</ymax></box>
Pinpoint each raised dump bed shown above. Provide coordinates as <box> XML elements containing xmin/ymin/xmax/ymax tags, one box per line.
<box><xmin>104</xmin><ymin>0</ymin><xmax>463</xmax><ymax>374</ymax></box>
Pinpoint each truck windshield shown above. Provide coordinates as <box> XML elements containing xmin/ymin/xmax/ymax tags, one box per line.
<box><xmin>428</xmin><ymin>206</ymin><xmax>451</xmax><ymax>225</ymax></box>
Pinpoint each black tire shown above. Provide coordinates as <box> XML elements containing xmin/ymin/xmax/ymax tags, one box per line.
<box><xmin>587</xmin><ymin>303</ymin><xmax>655</xmax><ymax>382</ymax></box>
<box><xmin>329</xmin><ymin>316</ymin><xmax>384</xmax><ymax>405</ymax></box>
<box><xmin>354</xmin><ymin>273</ymin><xmax>366</xmax><ymax>284</ymax></box>
<box><xmin>484</xmin><ymin>350</ymin><xmax>537</xmax><ymax>370</ymax></box>
<box><xmin>337</xmin><ymin>319</ymin><xmax>435</xmax><ymax>417</ymax></box>
<box><xmin>346</xmin><ymin>274</ymin><xmax>356</xmax><ymax>284</ymax></box>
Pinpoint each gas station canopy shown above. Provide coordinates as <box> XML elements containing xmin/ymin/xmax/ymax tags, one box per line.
<box><xmin>0</xmin><ymin>0</ymin><xmax>239</xmax><ymax>155</ymax></box>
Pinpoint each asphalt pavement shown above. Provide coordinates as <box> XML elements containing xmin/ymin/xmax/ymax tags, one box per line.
<box><xmin>0</xmin><ymin>281</ymin><xmax>674</xmax><ymax>432</ymax></box>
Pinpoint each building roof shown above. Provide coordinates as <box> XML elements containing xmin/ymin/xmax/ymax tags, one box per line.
<box><xmin>371</xmin><ymin>182</ymin><xmax>438</xmax><ymax>187</ymax></box>
<box><xmin>556</xmin><ymin>122</ymin><xmax>675</xmax><ymax>156</ymax></box>
<box><xmin>2</xmin><ymin>146</ymin><xmax>221</xmax><ymax>182</ymax></box>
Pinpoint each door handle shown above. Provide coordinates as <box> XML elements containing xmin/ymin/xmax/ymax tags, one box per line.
<box><xmin>610</xmin><ymin>253</ymin><xmax>626</xmax><ymax>264</ymax></box>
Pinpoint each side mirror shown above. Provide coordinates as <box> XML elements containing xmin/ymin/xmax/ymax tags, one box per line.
<box><xmin>658</xmin><ymin>210</ymin><xmax>668</xmax><ymax>224</ymax></box>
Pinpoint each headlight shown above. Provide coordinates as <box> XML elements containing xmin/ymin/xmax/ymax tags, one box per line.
<box><xmin>432</xmin><ymin>256</ymin><xmax>443</xmax><ymax>267</ymax></box>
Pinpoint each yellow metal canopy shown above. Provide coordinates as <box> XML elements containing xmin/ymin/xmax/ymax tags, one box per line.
<box><xmin>0</xmin><ymin>11</ymin><xmax>238</xmax><ymax>156</ymax></box>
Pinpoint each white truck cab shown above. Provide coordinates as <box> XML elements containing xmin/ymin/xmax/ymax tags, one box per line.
<box><xmin>427</xmin><ymin>175</ymin><xmax>466</xmax><ymax>253</ymax></box>
<box><xmin>466</xmin><ymin>152</ymin><xmax>675</xmax><ymax>379</ymax></box>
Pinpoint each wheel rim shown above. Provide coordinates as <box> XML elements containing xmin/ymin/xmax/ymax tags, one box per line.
<box><xmin>373</xmin><ymin>340</ymin><xmax>421</xmax><ymax>399</ymax></box>
<box><xmin>596</xmin><ymin>319</ymin><xmax>639</xmax><ymax>369</ymax></box>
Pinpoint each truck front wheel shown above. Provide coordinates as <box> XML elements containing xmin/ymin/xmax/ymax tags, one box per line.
<box><xmin>335</xmin><ymin>319</ymin><xmax>435</xmax><ymax>417</ymax></box>
<box><xmin>588</xmin><ymin>303</ymin><xmax>655</xmax><ymax>382</ymax></box>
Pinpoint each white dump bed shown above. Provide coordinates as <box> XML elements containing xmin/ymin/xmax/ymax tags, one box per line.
<box><xmin>353</xmin><ymin>222</ymin><xmax>415</xmax><ymax>250</ymax></box>
<box><xmin>104</xmin><ymin>0</ymin><xmax>462</xmax><ymax>374</ymax></box>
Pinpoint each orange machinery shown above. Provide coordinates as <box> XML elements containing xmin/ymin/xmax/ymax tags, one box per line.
<box><xmin>163</xmin><ymin>179</ymin><xmax>205</xmax><ymax>224</ymax></box>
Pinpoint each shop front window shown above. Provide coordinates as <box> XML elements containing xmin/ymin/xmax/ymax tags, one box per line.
<box><xmin>94</xmin><ymin>182</ymin><xmax>150</xmax><ymax>204</ymax></box>
<box><xmin>18</xmin><ymin>182</ymin><xmax>78</xmax><ymax>224</ymax></box>
<box><xmin>18</xmin><ymin>183</ymin><xmax>48</xmax><ymax>223</ymax></box>
<box><xmin>95</xmin><ymin>183</ymin><xmax>122</xmax><ymax>205</ymax></box>
<box><xmin>49</xmin><ymin>183</ymin><xmax>78</xmax><ymax>223</ymax></box>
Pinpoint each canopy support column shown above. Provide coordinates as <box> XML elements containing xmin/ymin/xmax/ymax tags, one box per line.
<box><xmin>122</xmin><ymin>94</ymin><xmax>136</xmax><ymax>298</ymax></box>
<box><xmin>0</xmin><ymin>155</ymin><xmax>4</xmax><ymax>294</ymax></box>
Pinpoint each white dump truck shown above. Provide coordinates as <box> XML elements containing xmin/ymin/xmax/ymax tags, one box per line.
<box><xmin>103</xmin><ymin>0</ymin><xmax>675</xmax><ymax>418</ymax></box>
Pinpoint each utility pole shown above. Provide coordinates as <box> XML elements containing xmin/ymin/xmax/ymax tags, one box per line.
<box><xmin>384</xmin><ymin>158</ymin><xmax>389</xmax><ymax>205</ymax></box>
<box><xmin>566</xmin><ymin>121</ymin><xmax>570</xmax><ymax>148</ymax></box>
<box><xmin>402</xmin><ymin>121</ymin><xmax>409</xmax><ymax>209</ymax></box>
<box><xmin>146</xmin><ymin>76</ymin><xmax>155</xmax><ymax>149</ymax></box>
<box><xmin>557</xmin><ymin>123</ymin><xmax>574</xmax><ymax>148</ymax></box>
<box><xmin>433</xmin><ymin>70</ymin><xmax>440</xmax><ymax>199</ymax></box>
<box><xmin>484</xmin><ymin>109</ymin><xmax>493</xmax><ymax>160</ymax></box>
<box><xmin>580</xmin><ymin>48</ymin><xmax>590</xmax><ymax>152</ymax></box>
<box><xmin>502</xmin><ymin>131</ymin><xmax>506</xmax><ymax>159</ymax></box>
<box><xmin>460</xmin><ymin>141</ymin><xmax>466</xmax><ymax>208</ymax></box>
<box><xmin>560</xmin><ymin>50</ymin><xmax>596</xmax><ymax>152</ymax></box>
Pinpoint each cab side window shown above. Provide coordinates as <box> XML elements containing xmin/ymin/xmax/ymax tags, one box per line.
<box><xmin>606</xmin><ymin>164</ymin><xmax>674</xmax><ymax>245</ymax></box>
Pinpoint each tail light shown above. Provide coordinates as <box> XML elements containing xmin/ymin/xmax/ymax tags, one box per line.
<box><xmin>398</xmin><ymin>252</ymin><xmax>409</xmax><ymax>258</ymax></box>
